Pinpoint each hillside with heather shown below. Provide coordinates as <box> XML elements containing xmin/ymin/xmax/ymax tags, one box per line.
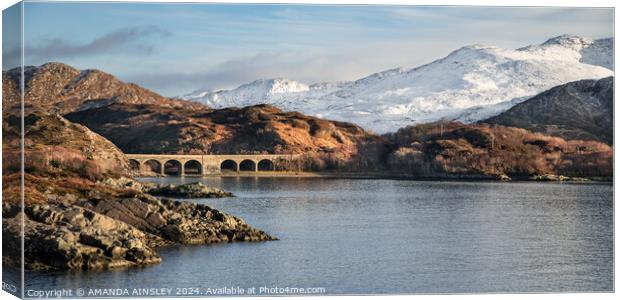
<box><xmin>64</xmin><ymin>103</ymin><xmax>390</xmax><ymax>171</ymax></box>
<box><xmin>1</xmin><ymin>62</ymin><xmax>206</xmax><ymax>115</ymax></box>
<box><xmin>384</xmin><ymin>121</ymin><xmax>612</xmax><ymax>179</ymax></box>
<box><xmin>2</xmin><ymin>112</ymin><xmax>130</xmax><ymax>205</ymax></box>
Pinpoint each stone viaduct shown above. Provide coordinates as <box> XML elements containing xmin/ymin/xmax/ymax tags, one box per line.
<box><xmin>126</xmin><ymin>154</ymin><xmax>302</xmax><ymax>176</ymax></box>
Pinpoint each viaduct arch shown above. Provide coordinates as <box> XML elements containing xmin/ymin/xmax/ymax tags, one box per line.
<box><xmin>127</xmin><ymin>154</ymin><xmax>300</xmax><ymax>176</ymax></box>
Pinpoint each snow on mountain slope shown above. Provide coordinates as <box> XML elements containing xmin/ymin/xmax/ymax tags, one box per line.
<box><xmin>519</xmin><ymin>35</ymin><xmax>613</xmax><ymax>70</ymax></box>
<box><xmin>185</xmin><ymin>78</ymin><xmax>312</xmax><ymax>109</ymax></box>
<box><xmin>182</xmin><ymin>35</ymin><xmax>613</xmax><ymax>133</ymax></box>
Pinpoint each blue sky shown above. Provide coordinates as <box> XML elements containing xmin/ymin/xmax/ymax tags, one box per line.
<box><xmin>2</xmin><ymin>2</ymin><xmax>614</xmax><ymax>96</ymax></box>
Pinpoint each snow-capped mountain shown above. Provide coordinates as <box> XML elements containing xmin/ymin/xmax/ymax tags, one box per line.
<box><xmin>182</xmin><ymin>35</ymin><xmax>613</xmax><ymax>133</ymax></box>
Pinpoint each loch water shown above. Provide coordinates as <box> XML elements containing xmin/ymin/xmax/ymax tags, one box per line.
<box><xmin>25</xmin><ymin>178</ymin><xmax>613</xmax><ymax>295</ymax></box>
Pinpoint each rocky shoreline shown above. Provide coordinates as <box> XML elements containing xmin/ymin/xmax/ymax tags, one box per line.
<box><xmin>2</xmin><ymin>182</ymin><xmax>275</xmax><ymax>271</ymax></box>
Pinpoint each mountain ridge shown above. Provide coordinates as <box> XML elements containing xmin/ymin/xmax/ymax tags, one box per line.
<box><xmin>182</xmin><ymin>35</ymin><xmax>613</xmax><ymax>133</ymax></box>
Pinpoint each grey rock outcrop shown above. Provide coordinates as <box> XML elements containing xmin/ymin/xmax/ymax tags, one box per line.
<box><xmin>2</xmin><ymin>193</ymin><xmax>276</xmax><ymax>271</ymax></box>
<box><xmin>2</xmin><ymin>204</ymin><xmax>162</xmax><ymax>271</ymax></box>
<box><xmin>79</xmin><ymin>194</ymin><xmax>274</xmax><ymax>245</ymax></box>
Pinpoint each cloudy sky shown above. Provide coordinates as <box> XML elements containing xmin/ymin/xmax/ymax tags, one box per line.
<box><xmin>2</xmin><ymin>2</ymin><xmax>614</xmax><ymax>96</ymax></box>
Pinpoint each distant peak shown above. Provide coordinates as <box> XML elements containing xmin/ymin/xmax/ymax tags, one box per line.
<box><xmin>259</xmin><ymin>77</ymin><xmax>304</xmax><ymax>85</ymax></box>
<box><xmin>272</xmin><ymin>77</ymin><xmax>294</xmax><ymax>83</ymax></box>
<box><xmin>40</xmin><ymin>61</ymin><xmax>73</xmax><ymax>68</ymax></box>
<box><xmin>460</xmin><ymin>43</ymin><xmax>490</xmax><ymax>50</ymax></box>
<box><xmin>240</xmin><ymin>77</ymin><xmax>309</xmax><ymax>94</ymax></box>
<box><xmin>441</xmin><ymin>44</ymin><xmax>499</xmax><ymax>62</ymax></box>
<box><xmin>247</xmin><ymin>77</ymin><xmax>292</xmax><ymax>85</ymax></box>
<box><xmin>542</xmin><ymin>34</ymin><xmax>592</xmax><ymax>47</ymax></box>
<box><xmin>446</xmin><ymin>44</ymin><xmax>496</xmax><ymax>56</ymax></box>
<box><xmin>37</xmin><ymin>62</ymin><xmax>80</xmax><ymax>73</ymax></box>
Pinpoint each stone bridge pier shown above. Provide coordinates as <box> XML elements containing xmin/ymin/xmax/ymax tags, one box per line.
<box><xmin>126</xmin><ymin>154</ymin><xmax>301</xmax><ymax>176</ymax></box>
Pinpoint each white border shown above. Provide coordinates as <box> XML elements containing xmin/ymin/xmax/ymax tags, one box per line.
<box><xmin>0</xmin><ymin>1</ymin><xmax>617</xmax><ymax>300</ymax></box>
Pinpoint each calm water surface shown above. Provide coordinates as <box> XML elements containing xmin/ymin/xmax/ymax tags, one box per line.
<box><xmin>25</xmin><ymin>178</ymin><xmax>613</xmax><ymax>295</ymax></box>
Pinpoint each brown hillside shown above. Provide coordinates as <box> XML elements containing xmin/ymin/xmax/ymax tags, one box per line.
<box><xmin>2</xmin><ymin>113</ymin><xmax>131</xmax><ymax>204</ymax></box>
<box><xmin>64</xmin><ymin>103</ymin><xmax>389</xmax><ymax>170</ymax></box>
<box><xmin>386</xmin><ymin>121</ymin><xmax>613</xmax><ymax>178</ymax></box>
<box><xmin>2</xmin><ymin>62</ymin><xmax>206</xmax><ymax>114</ymax></box>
